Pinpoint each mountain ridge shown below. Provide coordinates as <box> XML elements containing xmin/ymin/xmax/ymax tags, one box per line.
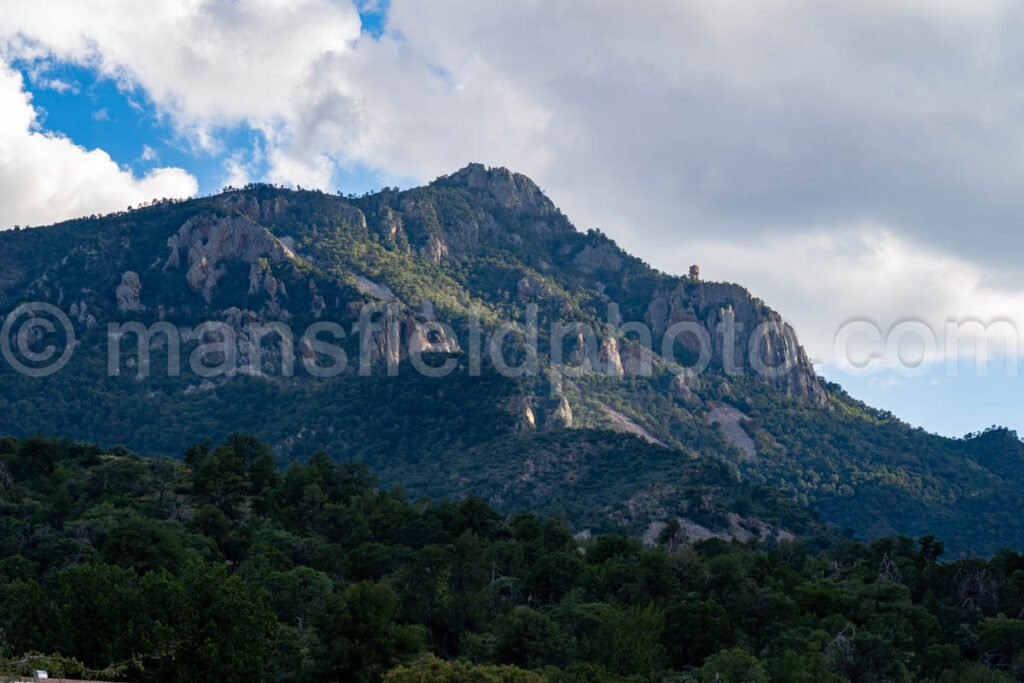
<box><xmin>1</xmin><ymin>163</ymin><xmax>1022</xmax><ymax>553</ymax></box>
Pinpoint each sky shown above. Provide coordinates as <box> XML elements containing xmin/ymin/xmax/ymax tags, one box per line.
<box><xmin>0</xmin><ymin>0</ymin><xmax>1022</xmax><ymax>437</ymax></box>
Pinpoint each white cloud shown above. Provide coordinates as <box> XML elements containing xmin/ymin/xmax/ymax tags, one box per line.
<box><xmin>0</xmin><ymin>63</ymin><xmax>196</xmax><ymax>228</ymax></box>
<box><xmin>0</xmin><ymin>0</ymin><xmax>362</xmax><ymax>151</ymax></box>
<box><xmin>667</xmin><ymin>226</ymin><xmax>1024</xmax><ymax>370</ymax></box>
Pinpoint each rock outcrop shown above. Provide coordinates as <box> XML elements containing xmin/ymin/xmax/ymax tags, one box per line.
<box><xmin>405</xmin><ymin>317</ymin><xmax>461</xmax><ymax>356</ymax></box>
<box><xmin>436</xmin><ymin>163</ymin><xmax>555</xmax><ymax>214</ymax></box>
<box><xmin>247</xmin><ymin>263</ymin><xmax>286</xmax><ymax>300</ymax></box>
<box><xmin>599</xmin><ymin>337</ymin><xmax>625</xmax><ymax>377</ymax></box>
<box><xmin>647</xmin><ymin>280</ymin><xmax>827</xmax><ymax>406</ymax></box>
<box><xmin>357</xmin><ymin>303</ymin><xmax>462</xmax><ymax>369</ymax></box>
<box><xmin>308</xmin><ymin>280</ymin><xmax>326</xmax><ymax>318</ymax></box>
<box><xmin>509</xmin><ymin>395</ymin><xmax>537</xmax><ymax>432</ymax></box>
<box><xmin>516</xmin><ymin>274</ymin><xmax>549</xmax><ymax>303</ymax></box>
<box><xmin>706</xmin><ymin>402</ymin><xmax>757</xmax><ymax>460</ymax></box>
<box><xmin>115</xmin><ymin>271</ymin><xmax>144</xmax><ymax>312</ymax></box>
<box><xmin>670</xmin><ymin>370</ymin><xmax>702</xmax><ymax>404</ymax></box>
<box><xmin>214</xmin><ymin>193</ymin><xmax>292</xmax><ymax>223</ymax></box>
<box><xmin>573</xmin><ymin>243</ymin><xmax>624</xmax><ymax>274</ymax></box>
<box><xmin>164</xmin><ymin>213</ymin><xmax>295</xmax><ymax>303</ymax></box>
<box><xmin>546</xmin><ymin>394</ymin><xmax>574</xmax><ymax>430</ymax></box>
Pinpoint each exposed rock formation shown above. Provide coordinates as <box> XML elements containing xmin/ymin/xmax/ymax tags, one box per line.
<box><xmin>214</xmin><ymin>193</ymin><xmax>292</xmax><ymax>223</ymax></box>
<box><xmin>164</xmin><ymin>213</ymin><xmax>295</xmax><ymax>303</ymax></box>
<box><xmin>379</xmin><ymin>207</ymin><xmax>406</xmax><ymax>243</ymax></box>
<box><xmin>509</xmin><ymin>395</ymin><xmax>537</xmax><ymax>432</ymax></box>
<box><xmin>706</xmin><ymin>402</ymin><xmax>757</xmax><ymax>460</ymax></box>
<box><xmin>353</xmin><ymin>275</ymin><xmax>394</xmax><ymax>300</ymax></box>
<box><xmin>436</xmin><ymin>163</ymin><xmax>555</xmax><ymax>214</ymax></box>
<box><xmin>419</xmin><ymin>299</ymin><xmax>435</xmax><ymax>321</ymax></box>
<box><xmin>546</xmin><ymin>394</ymin><xmax>574</xmax><ymax>429</ymax></box>
<box><xmin>621</xmin><ymin>342</ymin><xmax>652</xmax><ymax>377</ymax></box>
<box><xmin>115</xmin><ymin>271</ymin><xmax>143</xmax><ymax>312</ymax></box>
<box><xmin>308</xmin><ymin>280</ymin><xmax>326</xmax><ymax>318</ymax></box>
<box><xmin>647</xmin><ymin>280</ymin><xmax>827</xmax><ymax>406</ymax></box>
<box><xmin>421</xmin><ymin>234</ymin><xmax>449</xmax><ymax>264</ymax></box>
<box><xmin>600</xmin><ymin>404</ymin><xmax>665</xmax><ymax>446</ymax></box>
<box><xmin>670</xmin><ymin>370</ymin><xmax>702</xmax><ymax>404</ymax></box>
<box><xmin>247</xmin><ymin>263</ymin><xmax>286</xmax><ymax>300</ymax></box>
<box><xmin>573</xmin><ymin>243</ymin><xmax>624</xmax><ymax>274</ymax></box>
<box><xmin>516</xmin><ymin>274</ymin><xmax>548</xmax><ymax>303</ymax></box>
<box><xmin>599</xmin><ymin>337</ymin><xmax>625</xmax><ymax>377</ymax></box>
<box><xmin>405</xmin><ymin>317</ymin><xmax>461</xmax><ymax>356</ymax></box>
<box><xmin>356</xmin><ymin>304</ymin><xmax>462</xmax><ymax>369</ymax></box>
<box><xmin>69</xmin><ymin>301</ymin><xmax>96</xmax><ymax>328</ymax></box>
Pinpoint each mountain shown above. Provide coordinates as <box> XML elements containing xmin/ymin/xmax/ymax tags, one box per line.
<box><xmin>1</xmin><ymin>163</ymin><xmax>1022</xmax><ymax>553</ymax></box>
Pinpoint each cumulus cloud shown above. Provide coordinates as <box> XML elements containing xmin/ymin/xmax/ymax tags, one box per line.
<box><xmin>0</xmin><ymin>0</ymin><xmax>363</xmax><ymax>184</ymax></box>
<box><xmin>0</xmin><ymin>62</ymin><xmax>196</xmax><ymax>228</ymax></box>
<box><xmin>677</xmin><ymin>227</ymin><xmax>1024</xmax><ymax>369</ymax></box>
<box><xmin>367</xmin><ymin>1</ymin><xmax>1024</xmax><ymax>372</ymax></box>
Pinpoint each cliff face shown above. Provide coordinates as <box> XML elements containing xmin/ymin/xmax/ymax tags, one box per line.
<box><xmin>646</xmin><ymin>280</ymin><xmax>827</xmax><ymax>406</ymax></box>
<box><xmin>163</xmin><ymin>213</ymin><xmax>296</xmax><ymax>303</ymax></box>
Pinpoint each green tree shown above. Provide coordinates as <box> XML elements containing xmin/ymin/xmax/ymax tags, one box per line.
<box><xmin>699</xmin><ymin>647</ymin><xmax>768</xmax><ymax>683</ymax></box>
<box><xmin>312</xmin><ymin>581</ymin><xmax>425</xmax><ymax>683</ymax></box>
<box><xmin>384</xmin><ymin>655</ymin><xmax>545</xmax><ymax>682</ymax></box>
<box><xmin>495</xmin><ymin>606</ymin><xmax>569</xmax><ymax>669</ymax></box>
<box><xmin>663</xmin><ymin>599</ymin><xmax>735</xmax><ymax>668</ymax></box>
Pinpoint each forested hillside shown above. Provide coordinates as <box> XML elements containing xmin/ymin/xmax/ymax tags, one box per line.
<box><xmin>1</xmin><ymin>436</ymin><xmax>1024</xmax><ymax>682</ymax></box>
<box><xmin>1</xmin><ymin>164</ymin><xmax>1023</xmax><ymax>553</ymax></box>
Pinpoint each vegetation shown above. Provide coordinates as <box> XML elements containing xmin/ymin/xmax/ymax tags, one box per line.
<box><xmin>2</xmin><ymin>167</ymin><xmax>1024</xmax><ymax>556</ymax></box>
<box><xmin>2</xmin><ymin>436</ymin><xmax>1024</xmax><ymax>682</ymax></box>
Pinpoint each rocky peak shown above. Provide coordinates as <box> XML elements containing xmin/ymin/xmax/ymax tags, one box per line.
<box><xmin>434</xmin><ymin>163</ymin><xmax>555</xmax><ymax>214</ymax></box>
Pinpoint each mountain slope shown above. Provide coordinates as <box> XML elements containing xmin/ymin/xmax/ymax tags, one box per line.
<box><xmin>0</xmin><ymin>163</ymin><xmax>1021</xmax><ymax>553</ymax></box>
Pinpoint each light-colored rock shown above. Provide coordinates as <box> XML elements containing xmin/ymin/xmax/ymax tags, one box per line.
<box><xmin>573</xmin><ymin>243</ymin><xmax>623</xmax><ymax>274</ymax></box>
<box><xmin>646</xmin><ymin>279</ymin><xmax>827</xmax><ymax>405</ymax></box>
<box><xmin>214</xmin><ymin>193</ymin><xmax>292</xmax><ymax>223</ymax></box>
<box><xmin>69</xmin><ymin>300</ymin><xmax>96</xmax><ymax>328</ymax></box>
<box><xmin>405</xmin><ymin>317</ymin><xmax>460</xmax><ymax>355</ymax></box>
<box><xmin>600</xmin><ymin>404</ymin><xmax>665</xmax><ymax>446</ymax></box>
<box><xmin>509</xmin><ymin>395</ymin><xmax>536</xmax><ymax>432</ymax></box>
<box><xmin>309</xmin><ymin>280</ymin><xmax>326</xmax><ymax>318</ymax></box>
<box><xmin>438</xmin><ymin>163</ymin><xmax>555</xmax><ymax>214</ymax></box>
<box><xmin>546</xmin><ymin>394</ymin><xmax>573</xmax><ymax>430</ymax></box>
<box><xmin>380</xmin><ymin>207</ymin><xmax>405</xmax><ymax>242</ymax></box>
<box><xmin>115</xmin><ymin>271</ymin><xmax>144</xmax><ymax>311</ymax></box>
<box><xmin>516</xmin><ymin>274</ymin><xmax>548</xmax><ymax>303</ymax></box>
<box><xmin>599</xmin><ymin>337</ymin><xmax>625</xmax><ymax>377</ymax></box>
<box><xmin>164</xmin><ymin>213</ymin><xmax>295</xmax><ymax>303</ymax></box>
<box><xmin>706</xmin><ymin>402</ymin><xmax>757</xmax><ymax>460</ymax></box>
<box><xmin>420</xmin><ymin>299</ymin><xmax>435</xmax><ymax>321</ymax></box>
<box><xmin>670</xmin><ymin>370</ymin><xmax>702</xmax><ymax>403</ymax></box>
<box><xmin>621</xmin><ymin>342</ymin><xmax>653</xmax><ymax>377</ymax></box>
<box><xmin>421</xmin><ymin>234</ymin><xmax>449</xmax><ymax>263</ymax></box>
<box><xmin>353</xmin><ymin>275</ymin><xmax>394</xmax><ymax>300</ymax></box>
